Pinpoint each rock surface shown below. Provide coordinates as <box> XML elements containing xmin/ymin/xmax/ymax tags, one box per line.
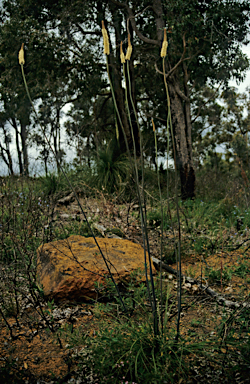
<box><xmin>37</xmin><ymin>235</ymin><xmax>155</xmax><ymax>301</ymax></box>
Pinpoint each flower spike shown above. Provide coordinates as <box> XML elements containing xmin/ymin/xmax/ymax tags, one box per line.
<box><xmin>18</xmin><ymin>43</ymin><xmax>25</xmax><ymax>65</ymax></box>
<box><xmin>120</xmin><ymin>41</ymin><xmax>125</xmax><ymax>64</ymax></box>
<box><xmin>125</xmin><ymin>34</ymin><xmax>132</xmax><ymax>60</ymax></box>
<box><xmin>101</xmin><ymin>20</ymin><xmax>110</xmax><ymax>55</ymax></box>
<box><xmin>160</xmin><ymin>29</ymin><xmax>168</xmax><ymax>58</ymax></box>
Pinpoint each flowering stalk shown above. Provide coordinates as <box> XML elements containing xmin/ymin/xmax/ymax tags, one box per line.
<box><xmin>152</xmin><ymin>118</ymin><xmax>165</xmax><ymax>332</ymax></box>
<box><xmin>123</xmin><ymin>36</ymin><xmax>159</xmax><ymax>336</ymax></box>
<box><xmin>161</xmin><ymin>32</ymin><xmax>182</xmax><ymax>341</ymax></box>
<box><xmin>121</xmin><ymin>42</ymin><xmax>154</xmax><ymax>315</ymax></box>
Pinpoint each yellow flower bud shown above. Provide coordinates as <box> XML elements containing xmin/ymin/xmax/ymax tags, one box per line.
<box><xmin>101</xmin><ymin>20</ymin><xmax>110</xmax><ymax>55</ymax></box>
<box><xmin>125</xmin><ymin>34</ymin><xmax>132</xmax><ymax>61</ymax></box>
<box><xmin>120</xmin><ymin>42</ymin><xmax>125</xmax><ymax>64</ymax></box>
<box><xmin>18</xmin><ymin>43</ymin><xmax>25</xmax><ymax>65</ymax></box>
<box><xmin>160</xmin><ymin>29</ymin><xmax>168</xmax><ymax>58</ymax></box>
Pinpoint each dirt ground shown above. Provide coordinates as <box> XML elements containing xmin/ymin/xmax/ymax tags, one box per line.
<box><xmin>0</xmin><ymin>196</ymin><xmax>250</xmax><ymax>383</ymax></box>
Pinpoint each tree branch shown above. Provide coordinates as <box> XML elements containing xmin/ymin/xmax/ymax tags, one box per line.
<box><xmin>152</xmin><ymin>256</ymin><xmax>250</xmax><ymax>309</ymax></box>
<box><xmin>109</xmin><ymin>0</ymin><xmax>127</xmax><ymax>8</ymax></box>
<box><xmin>191</xmin><ymin>82</ymin><xmax>223</xmax><ymax>124</ymax></box>
<box><xmin>175</xmin><ymin>83</ymin><xmax>189</xmax><ymax>102</ymax></box>
<box><xmin>109</xmin><ymin>1</ymin><xmax>162</xmax><ymax>46</ymax></box>
<box><xmin>126</xmin><ymin>5</ymin><xmax>161</xmax><ymax>46</ymax></box>
<box><xmin>76</xmin><ymin>23</ymin><xmax>102</xmax><ymax>36</ymax></box>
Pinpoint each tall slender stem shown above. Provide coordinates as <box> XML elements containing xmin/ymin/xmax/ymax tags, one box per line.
<box><xmin>123</xmin><ymin>62</ymin><xmax>160</xmax><ymax>334</ymax></box>
<box><xmin>162</xmin><ymin>58</ymin><xmax>182</xmax><ymax>341</ymax></box>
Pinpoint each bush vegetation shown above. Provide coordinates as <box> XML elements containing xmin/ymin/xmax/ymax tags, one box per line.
<box><xmin>0</xmin><ymin>166</ymin><xmax>250</xmax><ymax>383</ymax></box>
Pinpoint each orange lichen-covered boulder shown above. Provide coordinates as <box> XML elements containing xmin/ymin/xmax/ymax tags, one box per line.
<box><xmin>36</xmin><ymin>235</ymin><xmax>155</xmax><ymax>301</ymax></box>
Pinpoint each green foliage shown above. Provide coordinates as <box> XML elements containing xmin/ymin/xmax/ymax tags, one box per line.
<box><xmin>147</xmin><ymin>197</ymin><xmax>250</xmax><ymax>264</ymax></box>
<box><xmin>233</xmin><ymin>262</ymin><xmax>250</xmax><ymax>278</ymax></box>
<box><xmin>1</xmin><ymin>173</ymin><xmax>250</xmax><ymax>382</ymax></box>
<box><xmin>232</xmin><ymin>133</ymin><xmax>250</xmax><ymax>167</ymax></box>
<box><xmin>65</xmin><ymin>272</ymin><xmax>196</xmax><ymax>384</ymax></box>
<box><xmin>205</xmin><ymin>267</ymin><xmax>232</xmax><ymax>285</ymax></box>
<box><xmin>78</xmin><ymin>320</ymin><xmax>190</xmax><ymax>384</ymax></box>
<box><xmin>192</xmin><ymin>237</ymin><xmax>212</xmax><ymax>254</ymax></box>
<box><xmin>53</xmin><ymin>220</ymin><xmax>98</xmax><ymax>240</ymax></box>
<box><xmin>1</xmin><ymin>0</ymin><xmax>250</xmax><ymax>181</ymax></box>
<box><xmin>89</xmin><ymin>139</ymin><xmax>131</xmax><ymax>195</ymax></box>
<box><xmin>39</xmin><ymin>172</ymin><xmax>63</xmax><ymax>196</ymax></box>
<box><xmin>217</xmin><ymin>307</ymin><xmax>250</xmax><ymax>374</ymax></box>
<box><xmin>0</xmin><ymin>177</ymin><xmax>49</xmax><ymax>263</ymax></box>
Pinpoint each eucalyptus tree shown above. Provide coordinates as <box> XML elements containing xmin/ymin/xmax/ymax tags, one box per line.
<box><xmin>192</xmin><ymin>86</ymin><xmax>250</xmax><ymax>167</ymax></box>
<box><xmin>221</xmin><ymin>87</ymin><xmax>250</xmax><ymax>173</ymax></box>
<box><xmin>0</xmin><ymin>12</ymin><xmax>32</xmax><ymax>175</ymax></box>
<box><xmin>0</xmin><ymin>0</ymin><xmax>82</xmax><ymax>175</ymax></box>
<box><xmin>114</xmin><ymin>0</ymin><xmax>250</xmax><ymax>199</ymax></box>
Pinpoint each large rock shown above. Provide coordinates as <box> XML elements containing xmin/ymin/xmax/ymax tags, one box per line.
<box><xmin>37</xmin><ymin>235</ymin><xmax>156</xmax><ymax>301</ymax></box>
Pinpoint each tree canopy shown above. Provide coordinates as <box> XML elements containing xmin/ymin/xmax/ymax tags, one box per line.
<box><xmin>0</xmin><ymin>0</ymin><xmax>249</xmax><ymax>197</ymax></box>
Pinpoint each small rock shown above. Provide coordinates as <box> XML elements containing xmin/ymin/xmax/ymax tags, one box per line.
<box><xmin>60</xmin><ymin>213</ymin><xmax>77</xmax><ymax>220</ymax></box>
<box><xmin>192</xmin><ymin>284</ymin><xmax>199</xmax><ymax>292</ymax></box>
<box><xmin>93</xmin><ymin>223</ymin><xmax>107</xmax><ymax>233</ymax></box>
<box><xmin>225</xmin><ymin>286</ymin><xmax>233</xmax><ymax>293</ymax></box>
<box><xmin>57</xmin><ymin>192</ymin><xmax>75</xmax><ymax>206</ymax></box>
<box><xmin>107</xmin><ymin>234</ymin><xmax>122</xmax><ymax>239</ymax></box>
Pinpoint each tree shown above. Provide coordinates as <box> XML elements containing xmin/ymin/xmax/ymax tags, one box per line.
<box><xmin>0</xmin><ymin>0</ymin><xmax>249</xmax><ymax>199</ymax></box>
<box><xmin>114</xmin><ymin>0</ymin><xmax>250</xmax><ymax>198</ymax></box>
<box><xmin>0</xmin><ymin>0</ymin><xmax>79</xmax><ymax>175</ymax></box>
<box><xmin>0</xmin><ymin>113</ymin><xmax>14</xmax><ymax>175</ymax></box>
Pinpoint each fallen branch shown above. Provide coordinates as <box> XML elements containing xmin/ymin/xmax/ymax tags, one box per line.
<box><xmin>57</xmin><ymin>192</ymin><xmax>75</xmax><ymax>206</ymax></box>
<box><xmin>151</xmin><ymin>256</ymin><xmax>250</xmax><ymax>309</ymax></box>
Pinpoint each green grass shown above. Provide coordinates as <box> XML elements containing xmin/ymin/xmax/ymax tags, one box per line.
<box><xmin>233</xmin><ymin>262</ymin><xmax>250</xmax><ymax>278</ymax></box>
<box><xmin>1</xmin><ymin>174</ymin><xmax>250</xmax><ymax>383</ymax></box>
<box><xmin>205</xmin><ymin>266</ymin><xmax>232</xmax><ymax>285</ymax></box>
<box><xmin>62</xmin><ymin>273</ymin><xmax>203</xmax><ymax>384</ymax></box>
<box><xmin>146</xmin><ymin>197</ymin><xmax>250</xmax><ymax>263</ymax></box>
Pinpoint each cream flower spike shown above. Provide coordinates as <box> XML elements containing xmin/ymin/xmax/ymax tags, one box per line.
<box><xmin>101</xmin><ymin>20</ymin><xmax>110</xmax><ymax>55</ymax></box>
<box><xmin>18</xmin><ymin>43</ymin><xmax>25</xmax><ymax>65</ymax></box>
<box><xmin>125</xmin><ymin>34</ymin><xmax>132</xmax><ymax>61</ymax></box>
<box><xmin>160</xmin><ymin>29</ymin><xmax>168</xmax><ymax>58</ymax></box>
<box><xmin>120</xmin><ymin>41</ymin><xmax>125</xmax><ymax>64</ymax></box>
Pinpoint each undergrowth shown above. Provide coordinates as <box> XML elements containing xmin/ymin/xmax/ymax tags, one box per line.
<box><xmin>0</xmin><ymin>175</ymin><xmax>250</xmax><ymax>382</ymax></box>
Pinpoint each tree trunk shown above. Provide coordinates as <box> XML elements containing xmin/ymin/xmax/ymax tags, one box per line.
<box><xmin>0</xmin><ymin>144</ymin><xmax>14</xmax><ymax>175</ymax></box>
<box><xmin>12</xmin><ymin>118</ymin><xmax>23</xmax><ymax>175</ymax></box>
<box><xmin>0</xmin><ymin>125</ymin><xmax>14</xmax><ymax>175</ymax></box>
<box><xmin>122</xmin><ymin>0</ymin><xmax>196</xmax><ymax>198</ymax></box>
<box><xmin>20</xmin><ymin>122</ymin><xmax>29</xmax><ymax>176</ymax></box>
<box><xmin>168</xmin><ymin>78</ymin><xmax>195</xmax><ymax>199</ymax></box>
